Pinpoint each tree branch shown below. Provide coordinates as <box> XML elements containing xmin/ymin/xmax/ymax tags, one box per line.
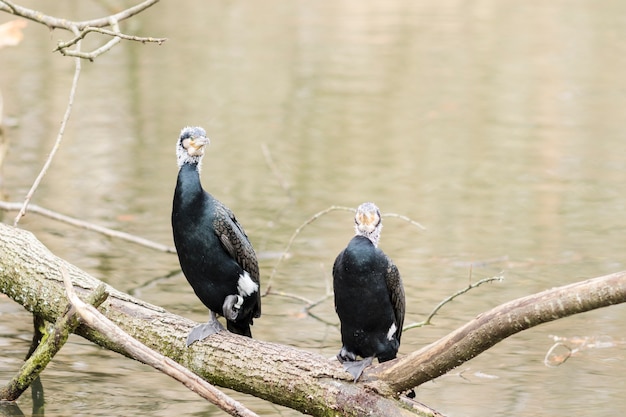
<box><xmin>0</xmin><ymin>0</ymin><xmax>162</xmax><ymax>31</ymax></box>
<box><xmin>366</xmin><ymin>270</ymin><xmax>626</xmax><ymax>393</ymax></box>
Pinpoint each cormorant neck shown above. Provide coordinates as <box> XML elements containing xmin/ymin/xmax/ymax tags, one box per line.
<box><xmin>177</xmin><ymin>153</ymin><xmax>204</xmax><ymax>171</ymax></box>
<box><xmin>356</xmin><ymin>227</ymin><xmax>381</xmax><ymax>247</ymax></box>
<box><xmin>175</xmin><ymin>162</ymin><xmax>204</xmax><ymax>203</ymax></box>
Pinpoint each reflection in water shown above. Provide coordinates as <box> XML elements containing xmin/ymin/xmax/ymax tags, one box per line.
<box><xmin>1</xmin><ymin>1</ymin><xmax>626</xmax><ymax>416</ymax></box>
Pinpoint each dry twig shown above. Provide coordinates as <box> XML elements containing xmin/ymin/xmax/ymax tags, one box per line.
<box><xmin>264</xmin><ymin>205</ymin><xmax>354</xmax><ymax>294</ymax></box>
<box><xmin>12</xmin><ymin>39</ymin><xmax>82</xmax><ymax>225</ymax></box>
<box><xmin>403</xmin><ymin>273</ymin><xmax>504</xmax><ymax>331</ymax></box>
<box><xmin>0</xmin><ymin>201</ymin><xmax>175</xmax><ymax>253</ymax></box>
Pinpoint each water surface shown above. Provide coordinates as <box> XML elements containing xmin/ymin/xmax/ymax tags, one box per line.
<box><xmin>1</xmin><ymin>1</ymin><xmax>626</xmax><ymax>416</ymax></box>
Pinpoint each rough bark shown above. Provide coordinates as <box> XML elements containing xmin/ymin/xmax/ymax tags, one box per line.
<box><xmin>2</xmin><ymin>223</ymin><xmax>626</xmax><ymax>416</ymax></box>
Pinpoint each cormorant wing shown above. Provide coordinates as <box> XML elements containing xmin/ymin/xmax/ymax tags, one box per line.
<box><xmin>213</xmin><ymin>201</ymin><xmax>260</xmax><ymax>285</ymax></box>
<box><xmin>384</xmin><ymin>257</ymin><xmax>405</xmax><ymax>343</ymax></box>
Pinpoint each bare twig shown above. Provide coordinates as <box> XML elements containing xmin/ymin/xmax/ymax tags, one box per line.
<box><xmin>264</xmin><ymin>205</ymin><xmax>427</xmax><ymax>294</ymax></box>
<box><xmin>384</xmin><ymin>212</ymin><xmax>427</xmax><ymax>231</ymax></box>
<box><xmin>56</xmin><ymin>17</ymin><xmax>165</xmax><ymax>60</ymax></box>
<box><xmin>60</xmin><ymin>267</ymin><xmax>259</xmax><ymax>417</ymax></box>
<box><xmin>55</xmin><ymin>26</ymin><xmax>166</xmax><ymax>52</ymax></box>
<box><xmin>0</xmin><ymin>0</ymin><xmax>166</xmax><ymax>59</ymax></box>
<box><xmin>264</xmin><ymin>205</ymin><xmax>354</xmax><ymax>294</ymax></box>
<box><xmin>403</xmin><ymin>273</ymin><xmax>504</xmax><ymax>331</ymax></box>
<box><xmin>265</xmin><ymin>288</ymin><xmax>315</xmax><ymax>306</ymax></box>
<box><xmin>0</xmin><ymin>0</ymin><xmax>161</xmax><ymax>31</ymax></box>
<box><xmin>0</xmin><ymin>201</ymin><xmax>175</xmax><ymax>253</ymax></box>
<box><xmin>13</xmin><ymin>33</ymin><xmax>82</xmax><ymax>225</ymax></box>
<box><xmin>58</xmin><ymin>18</ymin><xmax>122</xmax><ymax>61</ymax></box>
<box><xmin>265</xmin><ymin>288</ymin><xmax>333</xmax><ymax>313</ymax></box>
<box><xmin>261</xmin><ymin>143</ymin><xmax>290</xmax><ymax>195</ymax></box>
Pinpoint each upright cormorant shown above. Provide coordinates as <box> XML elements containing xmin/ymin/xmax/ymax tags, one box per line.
<box><xmin>172</xmin><ymin>126</ymin><xmax>261</xmax><ymax>345</ymax></box>
<box><xmin>333</xmin><ymin>202</ymin><xmax>405</xmax><ymax>380</ymax></box>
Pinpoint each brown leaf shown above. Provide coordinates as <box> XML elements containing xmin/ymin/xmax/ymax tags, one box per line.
<box><xmin>0</xmin><ymin>19</ymin><xmax>27</xmax><ymax>49</ymax></box>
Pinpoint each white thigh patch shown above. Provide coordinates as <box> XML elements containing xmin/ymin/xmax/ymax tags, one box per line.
<box><xmin>387</xmin><ymin>323</ymin><xmax>397</xmax><ymax>341</ymax></box>
<box><xmin>237</xmin><ymin>271</ymin><xmax>259</xmax><ymax>297</ymax></box>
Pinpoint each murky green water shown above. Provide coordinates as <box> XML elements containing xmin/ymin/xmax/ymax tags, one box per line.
<box><xmin>2</xmin><ymin>1</ymin><xmax>626</xmax><ymax>416</ymax></box>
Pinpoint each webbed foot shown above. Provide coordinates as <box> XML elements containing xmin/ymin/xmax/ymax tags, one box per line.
<box><xmin>337</xmin><ymin>347</ymin><xmax>374</xmax><ymax>382</ymax></box>
<box><xmin>186</xmin><ymin>312</ymin><xmax>225</xmax><ymax>346</ymax></box>
<box><xmin>341</xmin><ymin>357</ymin><xmax>373</xmax><ymax>382</ymax></box>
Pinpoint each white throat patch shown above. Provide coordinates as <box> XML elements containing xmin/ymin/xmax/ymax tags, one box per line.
<box><xmin>237</xmin><ymin>271</ymin><xmax>259</xmax><ymax>297</ymax></box>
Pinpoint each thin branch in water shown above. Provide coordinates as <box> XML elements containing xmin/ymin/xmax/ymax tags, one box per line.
<box><xmin>0</xmin><ymin>283</ymin><xmax>108</xmax><ymax>401</ymax></box>
<box><xmin>60</xmin><ymin>267</ymin><xmax>259</xmax><ymax>417</ymax></box>
<box><xmin>13</xmin><ymin>29</ymin><xmax>82</xmax><ymax>225</ymax></box>
<box><xmin>265</xmin><ymin>288</ymin><xmax>315</xmax><ymax>306</ymax></box>
<box><xmin>263</xmin><ymin>205</ymin><xmax>355</xmax><ymax>294</ymax></box>
<box><xmin>265</xmin><ymin>288</ymin><xmax>333</xmax><ymax>314</ymax></box>
<box><xmin>0</xmin><ymin>201</ymin><xmax>175</xmax><ymax>253</ymax></box>
<box><xmin>264</xmin><ymin>206</ymin><xmax>426</xmax><ymax>294</ymax></box>
<box><xmin>261</xmin><ymin>143</ymin><xmax>291</xmax><ymax>196</ymax></box>
<box><xmin>544</xmin><ymin>334</ymin><xmax>626</xmax><ymax>367</ymax></box>
<box><xmin>383</xmin><ymin>212</ymin><xmax>427</xmax><ymax>231</ymax></box>
<box><xmin>544</xmin><ymin>342</ymin><xmax>572</xmax><ymax>367</ymax></box>
<box><xmin>403</xmin><ymin>273</ymin><xmax>504</xmax><ymax>331</ymax></box>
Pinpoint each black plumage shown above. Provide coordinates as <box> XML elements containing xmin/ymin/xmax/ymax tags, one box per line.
<box><xmin>172</xmin><ymin>126</ymin><xmax>261</xmax><ymax>345</ymax></box>
<box><xmin>333</xmin><ymin>202</ymin><xmax>405</xmax><ymax>380</ymax></box>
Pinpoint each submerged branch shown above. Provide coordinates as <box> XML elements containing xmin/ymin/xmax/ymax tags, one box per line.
<box><xmin>0</xmin><ymin>202</ymin><xmax>175</xmax><ymax>253</ymax></box>
<box><xmin>264</xmin><ymin>205</ymin><xmax>354</xmax><ymax>293</ymax></box>
<box><xmin>0</xmin><ymin>284</ymin><xmax>108</xmax><ymax>401</ymax></box>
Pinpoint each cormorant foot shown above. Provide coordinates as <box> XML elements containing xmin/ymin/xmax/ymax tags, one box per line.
<box><xmin>341</xmin><ymin>357</ymin><xmax>374</xmax><ymax>382</ymax></box>
<box><xmin>186</xmin><ymin>318</ymin><xmax>225</xmax><ymax>346</ymax></box>
<box><xmin>337</xmin><ymin>346</ymin><xmax>357</xmax><ymax>363</ymax></box>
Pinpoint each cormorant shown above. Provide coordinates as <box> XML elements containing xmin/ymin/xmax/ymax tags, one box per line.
<box><xmin>333</xmin><ymin>202</ymin><xmax>405</xmax><ymax>381</ymax></box>
<box><xmin>172</xmin><ymin>126</ymin><xmax>261</xmax><ymax>345</ymax></box>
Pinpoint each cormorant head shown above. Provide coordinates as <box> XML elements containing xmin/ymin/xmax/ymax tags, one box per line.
<box><xmin>176</xmin><ymin>126</ymin><xmax>210</xmax><ymax>168</ymax></box>
<box><xmin>354</xmin><ymin>202</ymin><xmax>382</xmax><ymax>246</ymax></box>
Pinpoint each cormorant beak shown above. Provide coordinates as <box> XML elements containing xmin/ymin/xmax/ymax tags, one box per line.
<box><xmin>185</xmin><ymin>136</ymin><xmax>210</xmax><ymax>156</ymax></box>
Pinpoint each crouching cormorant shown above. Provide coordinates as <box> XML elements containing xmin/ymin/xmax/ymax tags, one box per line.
<box><xmin>333</xmin><ymin>202</ymin><xmax>405</xmax><ymax>380</ymax></box>
<box><xmin>172</xmin><ymin>126</ymin><xmax>261</xmax><ymax>345</ymax></box>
